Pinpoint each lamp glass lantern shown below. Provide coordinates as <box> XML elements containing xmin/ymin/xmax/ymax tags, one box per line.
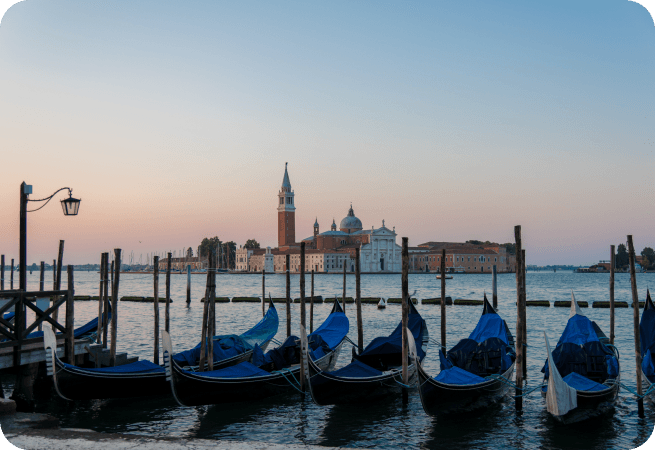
<box><xmin>61</xmin><ymin>194</ymin><xmax>81</xmax><ymax>216</ymax></box>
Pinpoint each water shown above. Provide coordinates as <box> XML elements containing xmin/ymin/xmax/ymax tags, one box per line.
<box><xmin>9</xmin><ymin>270</ymin><xmax>655</xmax><ymax>448</ymax></box>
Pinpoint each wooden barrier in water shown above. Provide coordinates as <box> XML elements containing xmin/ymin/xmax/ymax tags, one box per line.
<box><xmin>423</xmin><ymin>297</ymin><xmax>452</xmax><ymax>305</ymax></box>
<box><xmin>593</xmin><ymin>301</ymin><xmax>628</xmax><ymax>308</ymax></box>
<box><xmin>554</xmin><ymin>301</ymin><xmax>588</xmax><ymax>307</ymax></box>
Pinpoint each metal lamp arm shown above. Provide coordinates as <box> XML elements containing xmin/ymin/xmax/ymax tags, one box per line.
<box><xmin>26</xmin><ymin>187</ymin><xmax>73</xmax><ymax>212</ymax></box>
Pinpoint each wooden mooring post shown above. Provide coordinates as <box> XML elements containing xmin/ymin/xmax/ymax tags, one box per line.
<box><xmin>186</xmin><ymin>264</ymin><xmax>191</xmax><ymax>306</ymax></box>
<box><xmin>1</xmin><ymin>254</ymin><xmax>4</xmax><ymax>290</ymax></box>
<box><xmin>401</xmin><ymin>237</ymin><xmax>409</xmax><ymax>404</ymax></box>
<box><xmin>492</xmin><ymin>265</ymin><xmax>498</xmax><ymax>310</ymax></box>
<box><xmin>102</xmin><ymin>253</ymin><xmax>110</xmax><ymax>348</ymax></box>
<box><xmin>310</xmin><ymin>270</ymin><xmax>315</xmax><ymax>333</ymax></box>
<box><xmin>300</xmin><ymin>242</ymin><xmax>306</xmax><ymax>392</ymax></box>
<box><xmin>65</xmin><ymin>266</ymin><xmax>75</xmax><ymax>365</ymax></box>
<box><xmin>355</xmin><ymin>247</ymin><xmax>363</xmax><ymax>353</ymax></box>
<box><xmin>10</xmin><ymin>258</ymin><xmax>14</xmax><ymax>289</ymax></box>
<box><xmin>514</xmin><ymin>226</ymin><xmax>525</xmax><ymax>411</ymax></box>
<box><xmin>440</xmin><ymin>249</ymin><xmax>447</xmax><ymax>353</ymax></box>
<box><xmin>342</xmin><ymin>261</ymin><xmax>347</xmax><ymax>314</ymax></box>
<box><xmin>153</xmin><ymin>256</ymin><xmax>160</xmax><ymax>365</ymax></box>
<box><xmin>52</xmin><ymin>241</ymin><xmax>64</xmax><ymax>324</ymax></box>
<box><xmin>521</xmin><ymin>249</ymin><xmax>527</xmax><ymax>378</ymax></box>
<box><xmin>109</xmin><ymin>249</ymin><xmax>121</xmax><ymax>366</ymax></box>
<box><xmin>199</xmin><ymin>253</ymin><xmax>213</xmax><ymax>371</ymax></box>
<box><xmin>286</xmin><ymin>254</ymin><xmax>291</xmax><ymax>338</ymax></box>
<box><xmin>166</xmin><ymin>253</ymin><xmax>171</xmax><ymax>332</ymax></box>
<box><xmin>262</xmin><ymin>270</ymin><xmax>266</xmax><ymax>317</ymax></box>
<box><xmin>627</xmin><ymin>235</ymin><xmax>644</xmax><ymax>417</ymax></box>
<box><xmin>97</xmin><ymin>253</ymin><xmax>105</xmax><ymax>346</ymax></box>
<box><xmin>39</xmin><ymin>262</ymin><xmax>44</xmax><ymax>292</ymax></box>
<box><xmin>208</xmin><ymin>252</ymin><xmax>216</xmax><ymax>371</ymax></box>
<box><xmin>609</xmin><ymin>245</ymin><xmax>615</xmax><ymax>345</ymax></box>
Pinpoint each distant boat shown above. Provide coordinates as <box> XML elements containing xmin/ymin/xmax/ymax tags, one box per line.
<box><xmin>377</xmin><ymin>298</ymin><xmax>386</xmax><ymax>309</ymax></box>
<box><xmin>436</xmin><ymin>275</ymin><xmax>453</xmax><ymax>280</ymax></box>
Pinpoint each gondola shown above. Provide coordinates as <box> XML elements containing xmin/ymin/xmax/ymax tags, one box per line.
<box><xmin>162</xmin><ymin>301</ymin><xmax>349</xmax><ymax>407</ymax></box>
<box><xmin>304</xmin><ymin>301</ymin><xmax>428</xmax><ymax>405</ymax></box>
<box><xmin>411</xmin><ymin>295</ymin><xmax>516</xmax><ymax>415</ymax></box>
<box><xmin>43</xmin><ymin>298</ymin><xmax>279</xmax><ymax>400</ymax></box>
<box><xmin>541</xmin><ymin>292</ymin><xmax>620</xmax><ymax>424</ymax></box>
<box><xmin>639</xmin><ymin>289</ymin><xmax>655</xmax><ymax>398</ymax></box>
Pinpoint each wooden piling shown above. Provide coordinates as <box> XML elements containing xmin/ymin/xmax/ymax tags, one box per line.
<box><xmin>208</xmin><ymin>252</ymin><xmax>216</xmax><ymax>371</ymax></box>
<box><xmin>300</xmin><ymin>242</ymin><xmax>306</xmax><ymax>392</ymax></box>
<box><xmin>109</xmin><ymin>249</ymin><xmax>121</xmax><ymax>367</ymax></box>
<box><xmin>310</xmin><ymin>270</ymin><xmax>315</xmax><ymax>333</ymax></box>
<box><xmin>492</xmin><ymin>265</ymin><xmax>498</xmax><ymax>309</ymax></box>
<box><xmin>186</xmin><ymin>264</ymin><xmax>191</xmax><ymax>305</ymax></box>
<box><xmin>199</xmin><ymin>253</ymin><xmax>212</xmax><ymax>371</ymax></box>
<box><xmin>1</xmin><ymin>254</ymin><xmax>4</xmax><ymax>290</ymax></box>
<box><xmin>514</xmin><ymin>226</ymin><xmax>524</xmax><ymax>411</ymax></box>
<box><xmin>153</xmin><ymin>256</ymin><xmax>160</xmax><ymax>365</ymax></box>
<box><xmin>521</xmin><ymin>249</ymin><xmax>527</xmax><ymax>378</ymax></box>
<box><xmin>401</xmin><ymin>237</ymin><xmax>409</xmax><ymax>404</ymax></box>
<box><xmin>440</xmin><ymin>249</ymin><xmax>447</xmax><ymax>353</ymax></box>
<box><xmin>355</xmin><ymin>247</ymin><xmax>363</xmax><ymax>353</ymax></box>
<box><xmin>627</xmin><ymin>235</ymin><xmax>644</xmax><ymax>417</ymax></box>
<box><xmin>609</xmin><ymin>245</ymin><xmax>615</xmax><ymax>345</ymax></box>
<box><xmin>97</xmin><ymin>254</ymin><xmax>105</xmax><ymax>345</ymax></box>
<box><xmin>102</xmin><ymin>253</ymin><xmax>110</xmax><ymax>348</ymax></box>
<box><xmin>166</xmin><ymin>252</ymin><xmax>171</xmax><ymax>332</ymax></box>
<box><xmin>342</xmin><ymin>261</ymin><xmax>347</xmax><ymax>314</ymax></box>
<box><xmin>39</xmin><ymin>262</ymin><xmax>44</xmax><ymax>291</ymax></box>
<box><xmin>10</xmin><ymin>259</ymin><xmax>14</xmax><ymax>289</ymax></box>
<box><xmin>65</xmin><ymin>266</ymin><xmax>75</xmax><ymax>365</ymax></box>
<box><xmin>286</xmin><ymin>254</ymin><xmax>291</xmax><ymax>338</ymax></box>
<box><xmin>262</xmin><ymin>270</ymin><xmax>266</xmax><ymax>317</ymax></box>
<box><xmin>52</xmin><ymin>241</ymin><xmax>64</xmax><ymax>324</ymax></box>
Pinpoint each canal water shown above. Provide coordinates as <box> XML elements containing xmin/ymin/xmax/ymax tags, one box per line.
<box><xmin>9</xmin><ymin>271</ymin><xmax>655</xmax><ymax>448</ymax></box>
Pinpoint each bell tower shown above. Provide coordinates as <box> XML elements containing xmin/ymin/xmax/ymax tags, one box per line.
<box><xmin>278</xmin><ymin>162</ymin><xmax>296</xmax><ymax>248</ymax></box>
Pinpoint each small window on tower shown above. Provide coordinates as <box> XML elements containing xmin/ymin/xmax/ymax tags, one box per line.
<box><xmin>280</xmin><ymin>198</ymin><xmax>283</xmax><ymax>204</ymax></box>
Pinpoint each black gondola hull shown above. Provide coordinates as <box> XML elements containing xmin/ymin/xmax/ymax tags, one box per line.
<box><xmin>542</xmin><ymin>380</ymin><xmax>620</xmax><ymax>424</ymax></box>
<box><xmin>168</xmin><ymin>341</ymin><xmax>343</xmax><ymax>407</ymax></box>
<box><xmin>307</xmin><ymin>357</ymin><xmax>415</xmax><ymax>405</ymax></box>
<box><xmin>417</xmin><ymin>363</ymin><xmax>515</xmax><ymax>415</ymax></box>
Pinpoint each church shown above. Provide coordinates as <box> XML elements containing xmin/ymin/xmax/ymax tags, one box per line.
<box><xmin>236</xmin><ymin>163</ymin><xmax>401</xmax><ymax>273</ymax></box>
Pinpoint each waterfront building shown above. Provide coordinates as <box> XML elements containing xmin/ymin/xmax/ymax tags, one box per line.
<box><xmin>157</xmin><ymin>256</ymin><xmax>208</xmax><ymax>271</ymax></box>
<box><xmin>409</xmin><ymin>242</ymin><xmax>516</xmax><ymax>273</ymax></box>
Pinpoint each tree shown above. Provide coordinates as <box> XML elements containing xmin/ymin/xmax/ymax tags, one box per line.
<box><xmin>186</xmin><ymin>247</ymin><xmax>193</xmax><ymax>258</ymax></box>
<box><xmin>641</xmin><ymin>247</ymin><xmax>655</xmax><ymax>269</ymax></box>
<box><xmin>616</xmin><ymin>244</ymin><xmax>629</xmax><ymax>268</ymax></box>
<box><xmin>502</xmin><ymin>243</ymin><xmax>516</xmax><ymax>255</ymax></box>
<box><xmin>244</xmin><ymin>239</ymin><xmax>260</xmax><ymax>249</ymax></box>
<box><xmin>198</xmin><ymin>237</ymin><xmax>221</xmax><ymax>258</ymax></box>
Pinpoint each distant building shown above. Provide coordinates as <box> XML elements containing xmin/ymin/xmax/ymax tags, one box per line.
<box><xmin>409</xmin><ymin>241</ymin><xmax>516</xmax><ymax>273</ymax></box>
<box><xmin>157</xmin><ymin>256</ymin><xmax>207</xmax><ymax>271</ymax></box>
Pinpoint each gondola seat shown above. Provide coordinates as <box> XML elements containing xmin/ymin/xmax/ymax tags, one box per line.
<box><xmin>467</xmin><ymin>337</ymin><xmax>513</xmax><ymax>377</ymax></box>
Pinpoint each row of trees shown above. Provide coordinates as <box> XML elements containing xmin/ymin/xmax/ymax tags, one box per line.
<box><xmin>616</xmin><ymin>244</ymin><xmax>655</xmax><ymax>270</ymax></box>
<box><xmin>189</xmin><ymin>237</ymin><xmax>260</xmax><ymax>270</ymax></box>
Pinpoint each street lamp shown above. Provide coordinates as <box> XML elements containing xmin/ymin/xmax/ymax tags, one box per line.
<box><xmin>19</xmin><ymin>181</ymin><xmax>81</xmax><ymax>291</ymax></box>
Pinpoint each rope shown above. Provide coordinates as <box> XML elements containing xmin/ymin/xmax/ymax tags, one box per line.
<box><xmin>619</xmin><ymin>381</ymin><xmax>655</xmax><ymax>400</ymax></box>
<box><xmin>276</xmin><ymin>368</ymin><xmax>305</xmax><ymax>394</ymax></box>
<box><xmin>484</xmin><ymin>373</ymin><xmax>544</xmax><ymax>398</ymax></box>
<box><xmin>344</xmin><ymin>336</ymin><xmax>362</xmax><ymax>352</ymax></box>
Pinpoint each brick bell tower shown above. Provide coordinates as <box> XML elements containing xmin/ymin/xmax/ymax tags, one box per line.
<box><xmin>278</xmin><ymin>162</ymin><xmax>296</xmax><ymax>248</ymax></box>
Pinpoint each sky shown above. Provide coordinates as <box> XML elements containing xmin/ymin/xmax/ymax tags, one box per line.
<box><xmin>0</xmin><ymin>0</ymin><xmax>654</xmax><ymax>266</ymax></box>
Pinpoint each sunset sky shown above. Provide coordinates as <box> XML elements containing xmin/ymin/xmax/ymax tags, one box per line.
<box><xmin>0</xmin><ymin>0</ymin><xmax>654</xmax><ymax>265</ymax></box>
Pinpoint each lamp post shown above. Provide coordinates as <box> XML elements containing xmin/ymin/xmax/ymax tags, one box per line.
<box><xmin>19</xmin><ymin>181</ymin><xmax>81</xmax><ymax>291</ymax></box>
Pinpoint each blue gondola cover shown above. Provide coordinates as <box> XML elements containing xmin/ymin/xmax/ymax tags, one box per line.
<box><xmin>200</xmin><ymin>361</ymin><xmax>270</xmax><ymax>378</ymax></box>
<box><xmin>330</xmin><ymin>359</ymin><xmax>383</xmax><ymax>378</ymax></box>
<box><xmin>435</xmin><ymin>366</ymin><xmax>487</xmax><ymax>385</ymax></box>
<box><xmin>359</xmin><ymin>313</ymin><xmax>426</xmax><ymax>361</ymax></box>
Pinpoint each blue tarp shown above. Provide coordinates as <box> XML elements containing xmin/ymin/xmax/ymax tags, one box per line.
<box><xmin>200</xmin><ymin>361</ymin><xmax>270</xmax><ymax>378</ymax></box>
<box><xmin>435</xmin><ymin>366</ymin><xmax>487</xmax><ymax>385</ymax></box>
<box><xmin>309</xmin><ymin>312</ymin><xmax>349</xmax><ymax>350</ymax></box>
<box><xmin>562</xmin><ymin>372</ymin><xmax>607</xmax><ymax>392</ymax></box>
<box><xmin>468</xmin><ymin>313</ymin><xmax>510</xmax><ymax>345</ymax></box>
<box><xmin>557</xmin><ymin>314</ymin><xmax>600</xmax><ymax>347</ymax></box>
<box><xmin>643</xmin><ymin>349</ymin><xmax>655</xmax><ymax>381</ymax></box>
<box><xmin>173</xmin><ymin>303</ymin><xmax>278</xmax><ymax>367</ymax></box>
<box><xmin>62</xmin><ymin>359</ymin><xmax>164</xmax><ymax>374</ymax></box>
<box><xmin>3</xmin><ymin>312</ymin><xmax>14</xmax><ymax>321</ymax></box>
<box><xmin>359</xmin><ymin>313</ymin><xmax>426</xmax><ymax>361</ymax></box>
<box><xmin>439</xmin><ymin>349</ymin><xmax>453</xmax><ymax>371</ymax></box>
<box><xmin>329</xmin><ymin>359</ymin><xmax>384</xmax><ymax>378</ymax></box>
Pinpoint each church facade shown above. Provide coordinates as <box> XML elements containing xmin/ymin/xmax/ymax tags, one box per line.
<box><xmin>235</xmin><ymin>164</ymin><xmax>401</xmax><ymax>273</ymax></box>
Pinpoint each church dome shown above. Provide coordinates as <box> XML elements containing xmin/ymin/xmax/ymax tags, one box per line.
<box><xmin>340</xmin><ymin>204</ymin><xmax>363</xmax><ymax>232</ymax></box>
